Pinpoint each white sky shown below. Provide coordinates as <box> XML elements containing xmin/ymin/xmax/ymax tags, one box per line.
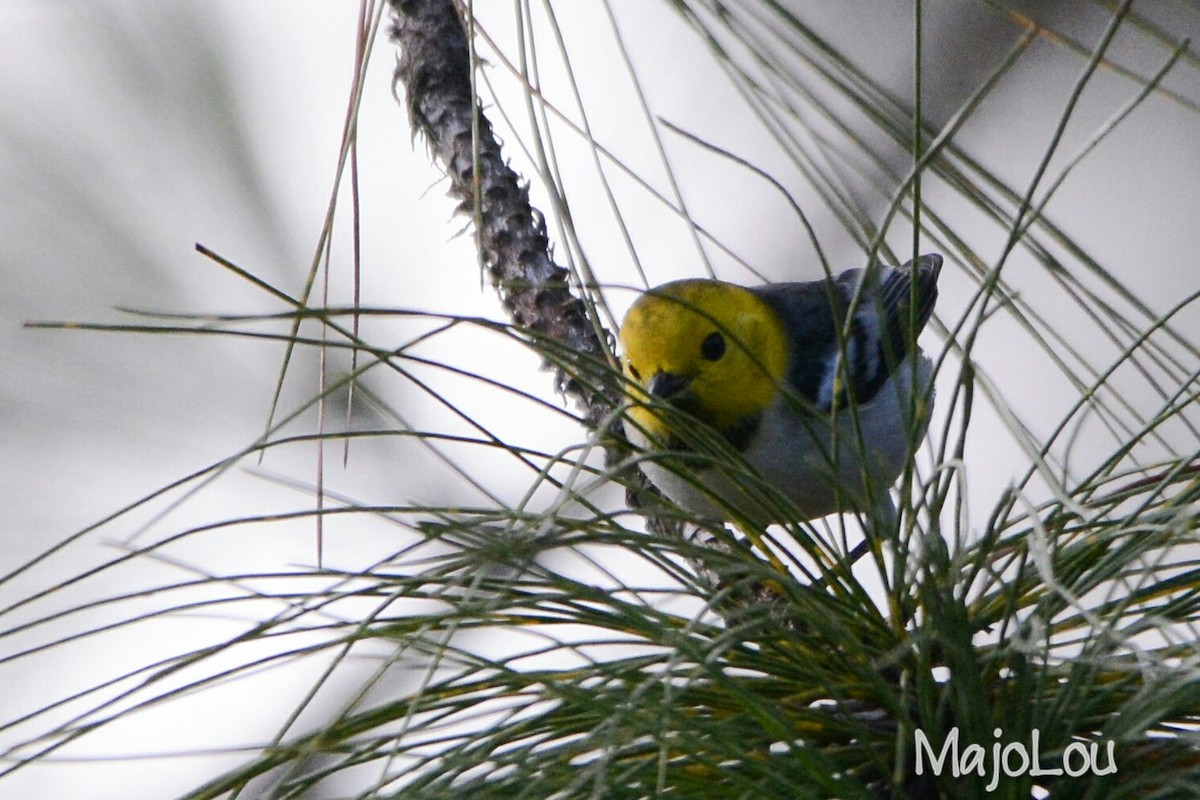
<box><xmin>2</xmin><ymin>1</ymin><xmax>1198</xmax><ymax>797</ymax></box>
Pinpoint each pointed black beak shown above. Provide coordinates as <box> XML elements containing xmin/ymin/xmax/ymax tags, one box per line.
<box><xmin>647</xmin><ymin>371</ymin><xmax>693</xmax><ymax>400</ymax></box>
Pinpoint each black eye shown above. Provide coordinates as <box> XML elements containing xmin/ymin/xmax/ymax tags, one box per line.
<box><xmin>700</xmin><ymin>332</ymin><xmax>725</xmax><ymax>361</ymax></box>
<box><xmin>627</xmin><ymin>361</ymin><xmax>641</xmax><ymax>380</ymax></box>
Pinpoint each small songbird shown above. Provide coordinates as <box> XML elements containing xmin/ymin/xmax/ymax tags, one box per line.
<box><xmin>618</xmin><ymin>254</ymin><xmax>941</xmax><ymax>526</ymax></box>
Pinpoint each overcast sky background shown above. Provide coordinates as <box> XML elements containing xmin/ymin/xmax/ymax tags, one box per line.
<box><xmin>2</xmin><ymin>2</ymin><xmax>1199</xmax><ymax>797</ymax></box>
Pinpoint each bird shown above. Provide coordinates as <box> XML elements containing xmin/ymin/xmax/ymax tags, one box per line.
<box><xmin>618</xmin><ymin>254</ymin><xmax>942</xmax><ymax>528</ymax></box>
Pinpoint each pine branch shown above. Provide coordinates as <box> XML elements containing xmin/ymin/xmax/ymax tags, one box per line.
<box><xmin>384</xmin><ymin>0</ymin><xmax>809</xmax><ymax>622</ymax></box>
<box><xmin>389</xmin><ymin>0</ymin><xmax>612</xmax><ymax>424</ymax></box>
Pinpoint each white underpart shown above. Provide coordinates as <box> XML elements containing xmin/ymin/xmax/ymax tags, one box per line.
<box><xmin>629</xmin><ymin>352</ymin><xmax>934</xmax><ymax>526</ymax></box>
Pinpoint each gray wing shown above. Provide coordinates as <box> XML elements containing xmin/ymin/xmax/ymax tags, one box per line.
<box><xmin>752</xmin><ymin>254</ymin><xmax>941</xmax><ymax>410</ymax></box>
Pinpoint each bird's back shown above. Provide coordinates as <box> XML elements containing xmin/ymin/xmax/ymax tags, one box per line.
<box><xmin>750</xmin><ymin>254</ymin><xmax>941</xmax><ymax>411</ymax></box>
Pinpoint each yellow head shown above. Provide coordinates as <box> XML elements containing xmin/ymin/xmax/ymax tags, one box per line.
<box><xmin>618</xmin><ymin>280</ymin><xmax>789</xmax><ymax>442</ymax></box>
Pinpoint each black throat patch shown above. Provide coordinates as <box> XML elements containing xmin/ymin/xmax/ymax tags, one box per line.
<box><xmin>666</xmin><ymin>410</ymin><xmax>762</xmax><ymax>456</ymax></box>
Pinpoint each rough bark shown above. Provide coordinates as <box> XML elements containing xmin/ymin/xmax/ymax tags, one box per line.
<box><xmin>387</xmin><ymin>0</ymin><xmax>799</xmax><ymax>614</ymax></box>
<box><xmin>390</xmin><ymin>0</ymin><xmax>614</xmax><ymax>428</ymax></box>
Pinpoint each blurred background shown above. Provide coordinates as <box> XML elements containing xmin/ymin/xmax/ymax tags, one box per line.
<box><xmin>2</xmin><ymin>1</ymin><xmax>1198</xmax><ymax>797</ymax></box>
